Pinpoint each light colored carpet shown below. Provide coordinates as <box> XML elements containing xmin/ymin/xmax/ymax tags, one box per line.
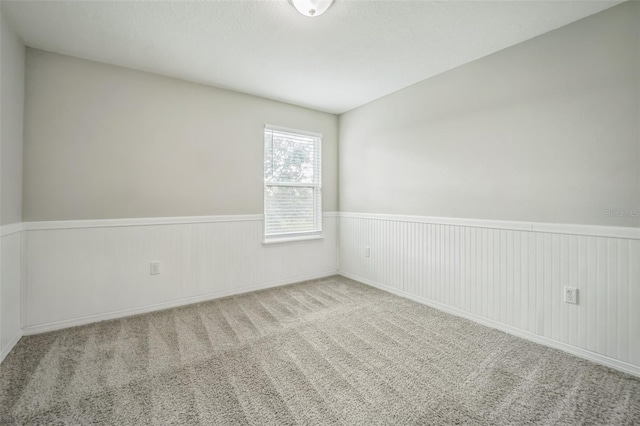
<box><xmin>1</xmin><ymin>275</ymin><xmax>639</xmax><ymax>425</ymax></box>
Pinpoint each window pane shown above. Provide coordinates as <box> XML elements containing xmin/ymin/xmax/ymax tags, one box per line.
<box><xmin>266</xmin><ymin>133</ymin><xmax>317</xmax><ymax>184</ymax></box>
<box><xmin>264</xmin><ymin>131</ymin><xmax>273</xmax><ymax>180</ymax></box>
<box><xmin>265</xmin><ymin>185</ymin><xmax>317</xmax><ymax>235</ymax></box>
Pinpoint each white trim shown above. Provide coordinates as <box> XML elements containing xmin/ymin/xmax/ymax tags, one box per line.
<box><xmin>266</xmin><ymin>182</ymin><xmax>318</xmax><ymax>188</ymax></box>
<box><xmin>25</xmin><ymin>215</ymin><xmax>262</xmax><ymax>231</ymax></box>
<box><xmin>22</xmin><ymin>271</ymin><xmax>338</xmax><ymax>336</ymax></box>
<box><xmin>339</xmin><ymin>212</ymin><xmax>640</xmax><ymax>240</ymax></box>
<box><xmin>264</xmin><ymin>124</ymin><xmax>323</xmax><ymax>138</ymax></box>
<box><xmin>24</xmin><ymin>212</ymin><xmax>338</xmax><ymax>231</ymax></box>
<box><xmin>0</xmin><ymin>331</ymin><xmax>22</xmax><ymax>364</ymax></box>
<box><xmin>0</xmin><ymin>222</ymin><xmax>23</xmax><ymax>237</ymax></box>
<box><xmin>263</xmin><ymin>234</ymin><xmax>325</xmax><ymax>245</ymax></box>
<box><xmin>530</xmin><ymin>221</ymin><xmax>640</xmax><ymax>240</ymax></box>
<box><xmin>339</xmin><ymin>212</ymin><xmax>532</xmax><ymax>231</ymax></box>
<box><xmin>339</xmin><ymin>271</ymin><xmax>640</xmax><ymax>378</ymax></box>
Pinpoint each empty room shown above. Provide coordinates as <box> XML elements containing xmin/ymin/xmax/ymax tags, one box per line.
<box><xmin>0</xmin><ymin>0</ymin><xmax>639</xmax><ymax>424</ymax></box>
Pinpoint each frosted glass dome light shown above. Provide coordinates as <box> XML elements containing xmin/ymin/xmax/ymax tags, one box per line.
<box><xmin>289</xmin><ymin>0</ymin><xmax>335</xmax><ymax>17</ymax></box>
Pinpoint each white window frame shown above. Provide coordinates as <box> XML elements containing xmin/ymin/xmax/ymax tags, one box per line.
<box><xmin>263</xmin><ymin>124</ymin><xmax>323</xmax><ymax>244</ymax></box>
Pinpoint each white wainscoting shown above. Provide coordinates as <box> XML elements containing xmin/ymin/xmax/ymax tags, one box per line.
<box><xmin>1</xmin><ymin>224</ymin><xmax>24</xmax><ymax>363</ymax></box>
<box><xmin>22</xmin><ymin>213</ymin><xmax>337</xmax><ymax>334</ymax></box>
<box><xmin>338</xmin><ymin>212</ymin><xmax>640</xmax><ymax>377</ymax></box>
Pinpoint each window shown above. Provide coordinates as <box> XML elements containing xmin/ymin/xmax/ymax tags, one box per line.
<box><xmin>264</xmin><ymin>125</ymin><xmax>322</xmax><ymax>242</ymax></box>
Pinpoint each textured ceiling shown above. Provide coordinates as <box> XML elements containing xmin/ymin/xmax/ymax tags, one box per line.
<box><xmin>2</xmin><ymin>0</ymin><xmax>622</xmax><ymax>114</ymax></box>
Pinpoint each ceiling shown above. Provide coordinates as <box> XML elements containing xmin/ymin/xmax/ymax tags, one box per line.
<box><xmin>2</xmin><ymin>0</ymin><xmax>622</xmax><ymax>114</ymax></box>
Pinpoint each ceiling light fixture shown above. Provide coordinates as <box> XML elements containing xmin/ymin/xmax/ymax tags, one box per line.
<box><xmin>289</xmin><ymin>0</ymin><xmax>334</xmax><ymax>17</ymax></box>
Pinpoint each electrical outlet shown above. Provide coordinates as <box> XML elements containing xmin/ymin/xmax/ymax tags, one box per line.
<box><xmin>364</xmin><ymin>247</ymin><xmax>370</xmax><ymax>257</ymax></box>
<box><xmin>564</xmin><ymin>286</ymin><xmax>578</xmax><ymax>304</ymax></box>
<box><xmin>150</xmin><ymin>261</ymin><xmax>161</xmax><ymax>275</ymax></box>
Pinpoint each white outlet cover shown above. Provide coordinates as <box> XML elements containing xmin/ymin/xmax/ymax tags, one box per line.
<box><xmin>564</xmin><ymin>286</ymin><xmax>578</xmax><ymax>304</ymax></box>
<box><xmin>150</xmin><ymin>261</ymin><xmax>161</xmax><ymax>275</ymax></box>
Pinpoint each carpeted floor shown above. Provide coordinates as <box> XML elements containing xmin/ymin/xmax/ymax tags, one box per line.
<box><xmin>1</xmin><ymin>276</ymin><xmax>639</xmax><ymax>425</ymax></box>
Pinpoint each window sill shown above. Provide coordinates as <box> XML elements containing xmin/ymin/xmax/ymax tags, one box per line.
<box><xmin>262</xmin><ymin>234</ymin><xmax>324</xmax><ymax>245</ymax></box>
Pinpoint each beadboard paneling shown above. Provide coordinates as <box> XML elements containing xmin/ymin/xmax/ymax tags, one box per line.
<box><xmin>1</xmin><ymin>230</ymin><xmax>23</xmax><ymax>362</ymax></box>
<box><xmin>24</xmin><ymin>215</ymin><xmax>337</xmax><ymax>333</ymax></box>
<box><xmin>338</xmin><ymin>213</ymin><xmax>640</xmax><ymax>376</ymax></box>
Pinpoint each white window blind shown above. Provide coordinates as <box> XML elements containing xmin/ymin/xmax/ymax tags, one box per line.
<box><xmin>264</xmin><ymin>125</ymin><xmax>322</xmax><ymax>240</ymax></box>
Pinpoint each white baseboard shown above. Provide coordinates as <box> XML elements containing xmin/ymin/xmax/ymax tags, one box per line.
<box><xmin>0</xmin><ymin>331</ymin><xmax>23</xmax><ymax>364</ymax></box>
<box><xmin>22</xmin><ymin>271</ymin><xmax>338</xmax><ymax>336</ymax></box>
<box><xmin>339</xmin><ymin>271</ymin><xmax>640</xmax><ymax>378</ymax></box>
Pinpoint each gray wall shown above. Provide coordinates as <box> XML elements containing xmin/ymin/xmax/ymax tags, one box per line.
<box><xmin>1</xmin><ymin>12</ymin><xmax>24</xmax><ymax>226</ymax></box>
<box><xmin>23</xmin><ymin>50</ymin><xmax>338</xmax><ymax>221</ymax></box>
<box><xmin>0</xmin><ymin>10</ymin><xmax>25</xmax><ymax>361</ymax></box>
<box><xmin>339</xmin><ymin>1</ymin><xmax>639</xmax><ymax>228</ymax></box>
